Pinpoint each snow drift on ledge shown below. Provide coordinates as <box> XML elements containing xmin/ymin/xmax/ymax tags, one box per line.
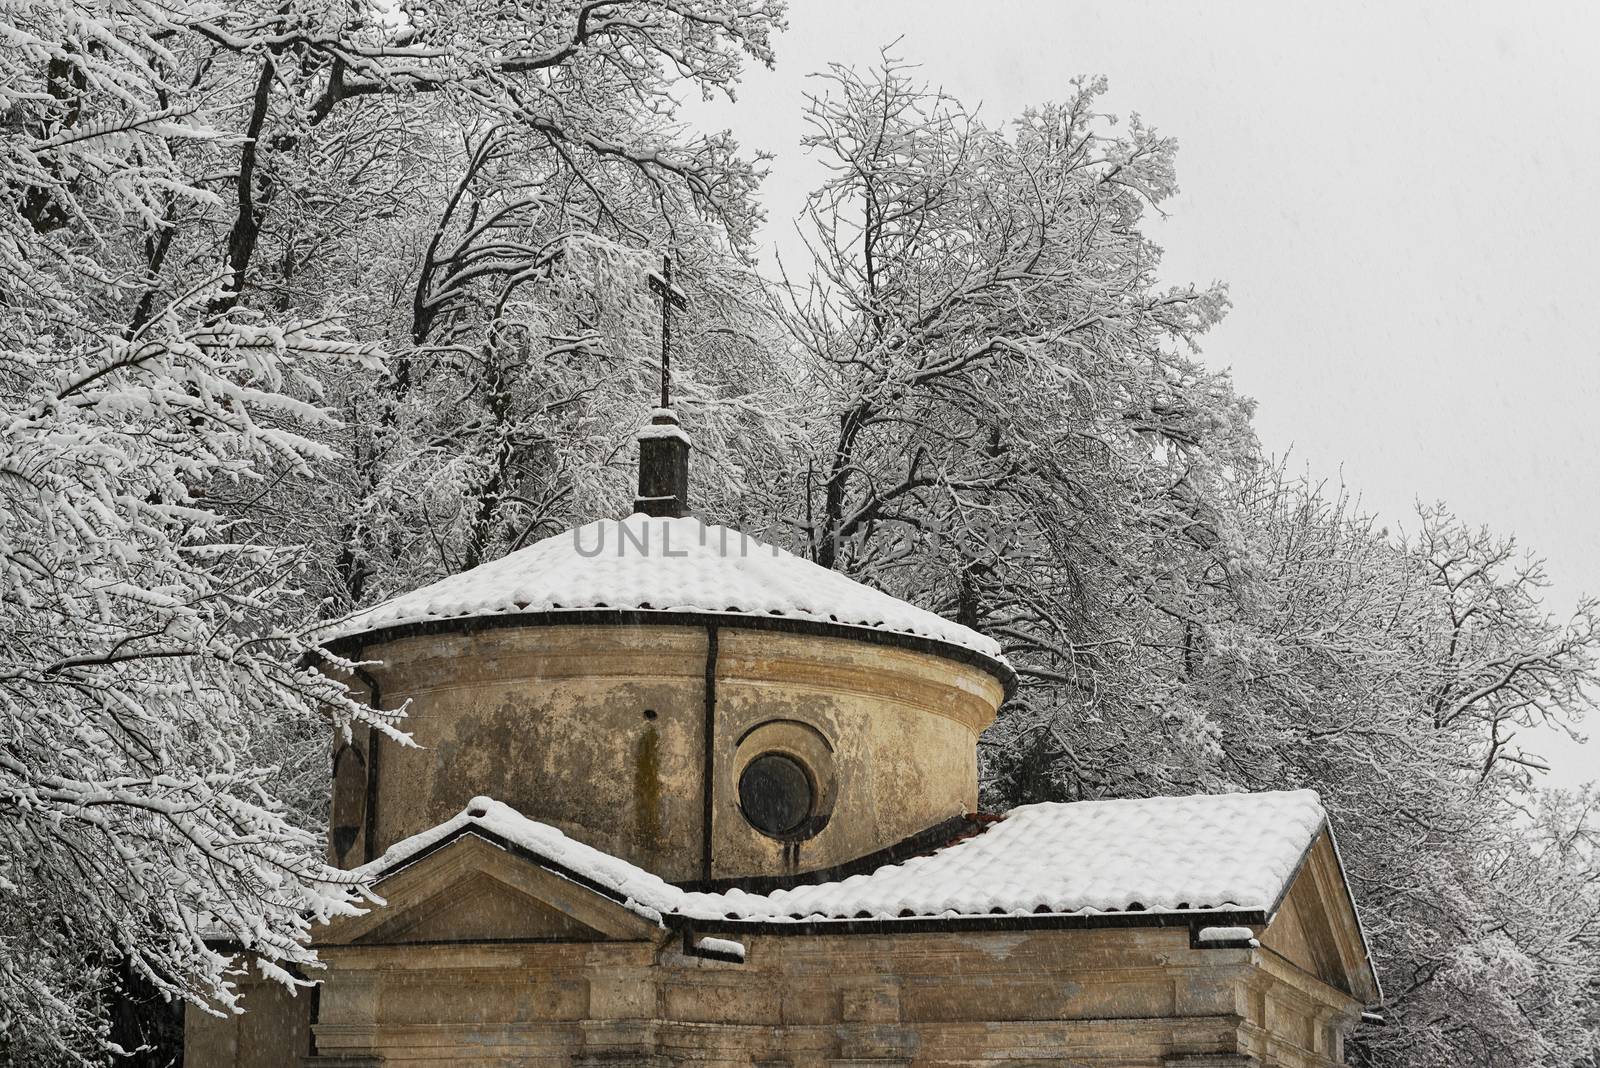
<box><xmin>316</xmin><ymin>514</ymin><xmax>1004</xmax><ymax>661</ymax></box>
<box><xmin>356</xmin><ymin>790</ymin><xmax>1326</xmax><ymax>925</ymax></box>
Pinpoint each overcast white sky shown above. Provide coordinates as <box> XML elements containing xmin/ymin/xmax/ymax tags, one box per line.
<box><xmin>693</xmin><ymin>0</ymin><xmax>1600</xmax><ymax>788</ymax></box>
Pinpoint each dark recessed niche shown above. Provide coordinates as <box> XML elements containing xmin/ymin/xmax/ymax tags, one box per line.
<box><xmin>330</xmin><ymin>744</ymin><xmax>367</xmax><ymax>862</ymax></box>
<box><xmin>738</xmin><ymin>752</ymin><xmax>815</xmax><ymax>838</ymax></box>
<box><xmin>643</xmin><ymin>708</ymin><xmax>658</xmax><ymax>721</ymax></box>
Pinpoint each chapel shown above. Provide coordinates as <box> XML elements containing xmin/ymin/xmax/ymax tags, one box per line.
<box><xmin>185</xmin><ymin>403</ymin><xmax>1381</xmax><ymax>1068</ymax></box>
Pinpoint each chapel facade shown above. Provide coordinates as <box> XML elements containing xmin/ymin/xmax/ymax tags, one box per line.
<box><xmin>185</xmin><ymin>408</ymin><xmax>1380</xmax><ymax>1068</ymax></box>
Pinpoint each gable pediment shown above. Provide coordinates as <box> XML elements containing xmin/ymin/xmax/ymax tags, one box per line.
<box><xmin>320</xmin><ymin>831</ymin><xmax>666</xmax><ymax>947</ymax></box>
<box><xmin>1261</xmin><ymin>832</ymin><xmax>1380</xmax><ymax>1004</ymax></box>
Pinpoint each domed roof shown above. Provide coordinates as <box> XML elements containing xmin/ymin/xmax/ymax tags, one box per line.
<box><xmin>318</xmin><ymin>514</ymin><xmax>1006</xmax><ymax>665</ymax></box>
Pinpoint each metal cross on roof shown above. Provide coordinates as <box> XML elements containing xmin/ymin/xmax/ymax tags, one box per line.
<box><xmin>646</xmin><ymin>253</ymin><xmax>687</xmax><ymax>409</ymax></box>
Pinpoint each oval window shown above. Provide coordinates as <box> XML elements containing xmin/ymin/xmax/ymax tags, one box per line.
<box><xmin>738</xmin><ymin>752</ymin><xmax>815</xmax><ymax>838</ymax></box>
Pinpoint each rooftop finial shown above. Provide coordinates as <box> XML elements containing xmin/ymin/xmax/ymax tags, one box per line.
<box><xmin>646</xmin><ymin>253</ymin><xmax>687</xmax><ymax>410</ymax></box>
<box><xmin>636</xmin><ymin>254</ymin><xmax>692</xmax><ymax>518</ymax></box>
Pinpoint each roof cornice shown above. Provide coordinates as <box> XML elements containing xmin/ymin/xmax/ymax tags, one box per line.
<box><xmin>314</xmin><ymin>607</ymin><xmax>1017</xmax><ymax>698</ymax></box>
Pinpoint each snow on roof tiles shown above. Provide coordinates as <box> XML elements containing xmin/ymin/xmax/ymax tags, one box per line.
<box><xmin>317</xmin><ymin>514</ymin><xmax>1004</xmax><ymax>662</ymax></box>
<box><xmin>357</xmin><ymin>790</ymin><xmax>1326</xmax><ymax>926</ymax></box>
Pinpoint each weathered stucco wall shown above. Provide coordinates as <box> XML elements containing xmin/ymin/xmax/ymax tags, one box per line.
<box><xmin>331</xmin><ymin>621</ymin><xmax>1004</xmax><ymax>882</ymax></box>
<box><xmin>183</xmin><ymin>978</ymin><xmax>310</xmax><ymax>1068</ymax></box>
<box><xmin>710</xmin><ymin>629</ymin><xmax>995</xmax><ymax>878</ymax></box>
<box><xmin>187</xmin><ymin>924</ymin><xmax>1362</xmax><ymax>1068</ymax></box>
<box><xmin>348</xmin><ymin>625</ymin><xmax>709</xmax><ymax>880</ymax></box>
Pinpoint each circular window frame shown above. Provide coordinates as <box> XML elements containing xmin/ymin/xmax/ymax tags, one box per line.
<box><xmin>738</xmin><ymin>751</ymin><xmax>817</xmax><ymax>839</ymax></box>
<box><xmin>732</xmin><ymin>719</ymin><xmax>837</xmax><ymax>842</ymax></box>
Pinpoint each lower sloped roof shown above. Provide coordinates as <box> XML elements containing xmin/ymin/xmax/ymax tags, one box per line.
<box><xmin>356</xmin><ymin>790</ymin><xmax>1327</xmax><ymax>926</ymax></box>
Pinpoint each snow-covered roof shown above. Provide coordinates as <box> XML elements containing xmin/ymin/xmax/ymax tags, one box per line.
<box><xmin>317</xmin><ymin>514</ymin><xmax>1004</xmax><ymax>663</ymax></box>
<box><xmin>357</xmin><ymin>790</ymin><xmax>1328</xmax><ymax>927</ymax></box>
